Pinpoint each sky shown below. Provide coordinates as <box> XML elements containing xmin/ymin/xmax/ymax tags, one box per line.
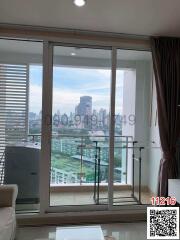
<box><xmin>29</xmin><ymin>65</ymin><xmax>124</xmax><ymax>115</ymax></box>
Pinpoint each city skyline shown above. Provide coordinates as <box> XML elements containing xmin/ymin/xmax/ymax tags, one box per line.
<box><xmin>29</xmin><ymin>65</ymin><xmax>124</xmax><ymax>114</ymax></box>
<box><xmin>29</xmin><ymin>95</ymin><xmax>116</xmax><ymax>118</ymax></box>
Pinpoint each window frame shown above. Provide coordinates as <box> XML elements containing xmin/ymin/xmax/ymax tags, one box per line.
<box><xmin>0</xmin><ymin>27</ymin><xmax>151</xmax><ymax>219</ymax></box>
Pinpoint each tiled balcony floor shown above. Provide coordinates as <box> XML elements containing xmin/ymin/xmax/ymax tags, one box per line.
<box><xmin>50</xmin><ymin>190</ymin><xmax>152</xmax><ymax>206</ymax></box>
<box><xmin>15</xmin><ymin>188</ymin><xmax>152</xmax><ymax>212</ymax></box>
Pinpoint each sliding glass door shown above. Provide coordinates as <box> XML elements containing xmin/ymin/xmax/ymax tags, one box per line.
<box><xmin>43</xmin><ymin>43</ymin><xmax>153</xmax><ymax>212</ymax></box>
<box><xmin>0</xmin><ymin>38</ymin><xmax>154</xmax><ymax>214</ymax></box>
<box><xmin>49</xmin><ymin>45</ymin><xmax>112</xmax><ymax>207</ymax></box>
<box><xmin>112</xmin><ymin>49</ymin><xmax>153</xmax><ymax>207</ymax></box>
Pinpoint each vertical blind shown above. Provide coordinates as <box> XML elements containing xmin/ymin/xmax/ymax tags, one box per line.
<box><xmin>0</xmin><ymin>64</ymin><xmax>29</xmax><ymax>184</ymax></box>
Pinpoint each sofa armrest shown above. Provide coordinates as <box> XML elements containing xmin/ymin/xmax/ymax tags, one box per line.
<box><xmin>0</xmin><ymin>185</ymin><xmax>18</xmax><ymax>208</ymax></box>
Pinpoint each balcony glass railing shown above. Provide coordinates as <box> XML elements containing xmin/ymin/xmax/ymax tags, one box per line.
<box><xmin>28</xmin><ymin>134</ymin><xmax>133</xmax><ymax>186</ymax></box>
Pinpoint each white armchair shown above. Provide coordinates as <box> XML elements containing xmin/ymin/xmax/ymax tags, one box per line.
<box><xmin>0</xmin><ymin>185</ymin><xmax>18</xmax><ymax>240</ymax></box>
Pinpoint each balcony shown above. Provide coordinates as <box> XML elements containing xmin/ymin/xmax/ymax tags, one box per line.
<box><xmin>28</xmin><ymin>134</ymin><xmax>130</xmax><ymax>184</ymax></box>
<box><xmin>28</xmin><ymin>134</ymin><xmax>151</xmax><ymax>207</ymax></box>
<box><xmin>0</xmin><ymin>132</ymin><xmax>152</xmax><ymax>210</ymax></box>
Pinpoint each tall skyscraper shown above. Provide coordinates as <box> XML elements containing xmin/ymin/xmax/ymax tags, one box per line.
<box><xmin>76</xmin><ymin>96</ymin><xmax>92</xmax><ymax>116</ymax></box>
<box><xmin>76</xmin><ymin>96</ymin><xmax>92</xmax><ymax>129</ymax></box>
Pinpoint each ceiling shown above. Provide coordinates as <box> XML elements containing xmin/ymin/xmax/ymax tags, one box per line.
<box><xmin>0</xmin><ymin>0</ymin><xmax>180</xmax><ymax>37</ymax></box>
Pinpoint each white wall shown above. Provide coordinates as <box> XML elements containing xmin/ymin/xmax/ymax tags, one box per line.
<box><xmin>122</xmin><ymin>70</ymin><xmax>136</xmax><ymax>184</ymax></box>
<box><xmin>121</xmin><ymin>60</ymin><xmax>158</xmax><ymax>190</ymax></box>
<box><xmin>134</xmin><ymin>61</ymin><xmax>152</xmax><ymax>188</ymax></box>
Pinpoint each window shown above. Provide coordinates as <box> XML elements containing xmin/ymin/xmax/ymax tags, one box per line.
<box><xmin>0</xmin><ymin>36</ymin><xmax>155</xmax><ymax>214</ymax></box>
<box><xmin>0</xmin><ymin>39</ymin><xmax>43</xmax><ymax>212</ymax></box>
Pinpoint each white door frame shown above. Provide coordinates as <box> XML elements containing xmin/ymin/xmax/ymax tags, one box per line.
<box><xmin>40</xmin><ymin>40</ymin><xmax>150</xmax><ymax>214</ymax></box>
<box><xmin>42</xmin><ymin>41</ymin><xmax>113</xmax><ymax>213</ymax></box>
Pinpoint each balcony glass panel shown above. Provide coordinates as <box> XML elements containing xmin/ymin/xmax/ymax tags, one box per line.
<box><xmin>50</xmin><ymin>46</ymin><xmax>111</xmax><ymax>206</ymax></box>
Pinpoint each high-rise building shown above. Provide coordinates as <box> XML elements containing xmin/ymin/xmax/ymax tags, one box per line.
<box><xmin>76</xmin><ymin>96</ymin><xmax>92</xmax><ymax>116</ymax></box>
<box><xmin>75</xmin><ymin>96</ymin><xmax>92</xmax><ymax>129</ymax></box>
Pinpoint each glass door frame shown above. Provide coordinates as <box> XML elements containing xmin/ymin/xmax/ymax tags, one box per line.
<box><xmin>41</xmin><ymin>41</ymin><xmax>113</xmax><ymax>213</ymax></box>
<box><xmin>40</xmin><ymin>41</ymin><xmax>148</xmax><ymax>214</ymax></box>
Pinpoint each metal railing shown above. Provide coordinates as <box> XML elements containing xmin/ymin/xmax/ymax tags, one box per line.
<box><xmin>27</xmin><ymin>134</ymin><xmax>133</xmax><ymax>186</ymax></box>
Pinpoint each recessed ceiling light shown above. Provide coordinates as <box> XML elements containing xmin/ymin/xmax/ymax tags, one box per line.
<box><xmin>73</xmin><ymin>0</ymin><xmax>86</xmax><ymax>7</ymax></box>
<box><xmin>71</xmin><ymin>52</ymin><xmax>76</xmax><ymax>56</ymax></box>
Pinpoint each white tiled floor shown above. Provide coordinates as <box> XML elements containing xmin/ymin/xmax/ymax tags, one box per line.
<box><xmin>16</xmin><ymin>222</ymin><xmax>147</xmax><ymax>240</ymax></box>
